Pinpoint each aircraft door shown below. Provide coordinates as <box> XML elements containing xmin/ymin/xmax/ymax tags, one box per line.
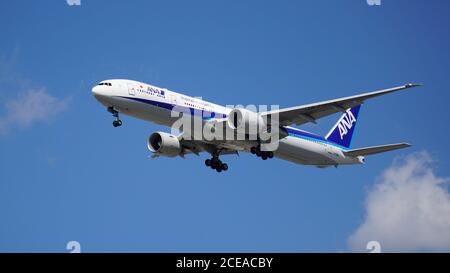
<box><xmin>326</xmin><ymin>145</ymin><xmax>340</xmax><ymax>161</ymax></box>
<box><xmin>127</xmin><ymin>83</ymin><xmax>135</xmax><ymax>96</ymax></box>
<box><xmin>169</xmin><ymin>93</ymin><xmax>177</xmax><ymax>105</ymax></box>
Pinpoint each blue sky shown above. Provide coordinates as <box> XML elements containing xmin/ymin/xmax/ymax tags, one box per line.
<box><xmin>1</xmin><ymin>0</ymin><xmax>450</xmax><ymax>252</ymax></box>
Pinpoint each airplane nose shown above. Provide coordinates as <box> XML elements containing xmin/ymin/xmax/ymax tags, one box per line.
<box><xmin>92</xmin><ymin>85</ymin><xmax>109</xmax><ymax>98</ymax></box>
<box><xmin>92</xmin><ymin>85</ymin><xmax>101</xmax><ymax>96</ymax></box>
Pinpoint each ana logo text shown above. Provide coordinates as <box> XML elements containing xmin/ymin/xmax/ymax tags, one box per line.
<box><xmin>338</xmin><ymin>109</ymin><xmax>356</xmax><ymax>140</ymax></box>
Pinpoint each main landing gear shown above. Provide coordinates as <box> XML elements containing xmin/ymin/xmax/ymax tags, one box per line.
<box><xmin>108</xmin><ymin>106</ymin><xmax>122</xmax><ymax>127</ymax></box>
<box><xmin>205</xmin><ymin>156</ymin><xmax>229</xmax><ymax>173</ymax></box>
<box><xmin>250</xmin><ymin>145</ymin><xmax>274</xmax><ymax>161</ymax></box>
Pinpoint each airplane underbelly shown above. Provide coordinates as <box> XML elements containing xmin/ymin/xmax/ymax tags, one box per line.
<box><xmin>274</xmin><ymin>136</ymin><xmax>336</xmax><ymax>166</ymax></box>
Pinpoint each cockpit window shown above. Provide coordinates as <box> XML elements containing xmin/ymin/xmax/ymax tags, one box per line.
<box><xmin>98</xmin><ymin>82</ymin><xmax>112</xmax><ymax>86</ymax></box>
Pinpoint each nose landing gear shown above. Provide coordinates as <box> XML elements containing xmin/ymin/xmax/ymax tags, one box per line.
<box><xmin>108</xmin><ymin>106</ymin><xmax>122</xmax><ymax>127</ymax></box>
<box><xmin>205</xmin><ymin>156</ymin><xmax>229</xmax><ymax>173</ymax></box>
<box><xmin>250</xmin><ymin>145</ymin><xmax>274</xmax><ymax>161</ymax></box>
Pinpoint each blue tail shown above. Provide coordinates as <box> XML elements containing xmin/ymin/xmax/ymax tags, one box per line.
<box><xmin>325</xmin><ymin>105</ymin><xmax>361</xmax><ymax>149</ymax></box>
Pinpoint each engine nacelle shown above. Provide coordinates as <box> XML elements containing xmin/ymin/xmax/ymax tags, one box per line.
<box><xmin>147</xmin><ymin>132</ymin><xmax>182</xmax><ymax>157</ymax></box>
<box><xmin>227</xmin><ymin>108</ymin><xmax>266</xmax><ymax>133</ymax></box>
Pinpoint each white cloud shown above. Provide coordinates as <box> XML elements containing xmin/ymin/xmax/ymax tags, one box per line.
<box><xmin>348</xmin><ymin>152</ymin><xmax>450</xmax><ymax>252</ymax></box>
<box><xmin>0</xmin><ymin>88</ymin><xmax>69</xmax><ymax>135</ymax></box>
<box><xmin>66</xmin><ymin>0</ymin><xmax>81</xmax><ymax>6</ymax></box>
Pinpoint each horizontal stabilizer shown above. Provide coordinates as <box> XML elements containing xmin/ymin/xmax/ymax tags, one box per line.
<box><xmin>344</xmin><ymin>143</ymin><xmax>411</xmax><ymax>157</ymax></box>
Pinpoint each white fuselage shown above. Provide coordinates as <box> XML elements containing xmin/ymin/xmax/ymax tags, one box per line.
<box><xmin>92</xmin><ymin>79</ymin><xmax>362</xmax><ymax>167</ymax></box>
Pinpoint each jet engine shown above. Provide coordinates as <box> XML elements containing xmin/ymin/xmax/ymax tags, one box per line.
<box><xmin>147</xmin><ymin>132</ymin><xmax>182</xmax><ymax>157</ymax></box>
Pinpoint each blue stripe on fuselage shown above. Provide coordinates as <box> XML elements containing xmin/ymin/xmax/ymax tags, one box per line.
<box><xmin>118</xmin><ymin>96</ymin><xmax>174</xmax><ymax>111</ymax></box>
<box><xmin>116</xmin><ymin>96</ymin><xmax>227</xmax><ymax>119</ymax></box>
<box><xmin>117</xmin><ymin>95</ymin><xmax>347</xmax><ymax>150</ymax></box>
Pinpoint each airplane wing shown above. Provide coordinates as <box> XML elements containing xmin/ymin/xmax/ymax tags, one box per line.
<box><xmin>178</xmin><ymin>136</ymin><xmax>241</xmax><ymax>157</ymax></box>
<box><xmin>262</xmin><ymin>84</ymin><xmax>421</xmax><ymax>127</ymax></box>
<box><xmin>343</xmin><ymin>143</ymin><xmax>411</xmax><ymax>157</ymax></box>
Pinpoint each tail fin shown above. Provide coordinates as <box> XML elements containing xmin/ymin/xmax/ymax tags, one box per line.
<box><xmin>325</xmin><ymin>105</ymin><xmax>361</xmax><ymax>148</ymax></box>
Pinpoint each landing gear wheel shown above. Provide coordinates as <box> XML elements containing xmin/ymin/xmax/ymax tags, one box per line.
<box><xmin>210</xmin><ymin>158</ymin><xmax>219</xmax><ymax>169</ymax></box>
<box><xmin>253</xmin><ymin>144</ymin><xmax>274</xmax><ymax>160</ymax></box>
<box><xmin>221</xmin><ymin>163</ymin><xmax>228</xmax><ymax>171</ymax></box>
<box><xmin>216</xmin><ymin>161</ymin><xmax>223</xmax><ymax>169</ymax></box>
<box><xmin>112</xmin><ymin>120</ymin><xmax>122</xmax><ymax>127</ymax></box>
<box><xmin>205</xmin><ymin>159</ymin><xmax>211</xmax><ymax>167</ymax></box>
<box><xmin>206</xmin><ymin>154</ymin><xmax>228</xmax><ymax>173</ymax></box>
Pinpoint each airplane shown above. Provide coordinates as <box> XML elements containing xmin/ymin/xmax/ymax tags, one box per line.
<box><xmin>92</xmin><ymin>80</ymin><xmax>420</xmax><ymax>172</ymax></box>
